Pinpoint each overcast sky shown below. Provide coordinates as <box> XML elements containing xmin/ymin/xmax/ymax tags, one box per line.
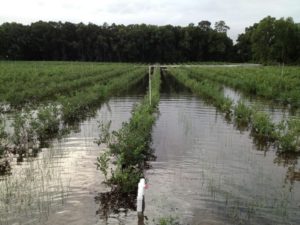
<box><xmin>0</xmin><ymin>0</ymin><xmax>299</xmax><ymax>41</ymax></box>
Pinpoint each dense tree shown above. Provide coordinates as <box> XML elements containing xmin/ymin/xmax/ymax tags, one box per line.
<box><xmin>236</xmin><ymin>16</ymin><xmax>300</xmax><ymax>64</ymax></box>
<box><xmin>0</xmin><ymin>21</ymin><xmax>233</xmax><ymax>63</ymax></box>
<box><xmin>1</xmin><ymin>17</ymin><xmax>299</xmax><ymax>63</ymax></box>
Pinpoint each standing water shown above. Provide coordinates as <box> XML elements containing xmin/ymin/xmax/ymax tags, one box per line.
<box><xmin>144</xmin><ymin>80</ymin><xmax>300</xmax><ymax>224</ymax></box>
<box><xmin>0</xmin><ymin>96</ymin><xmax>142</xmax><ymax>225</ymax></box>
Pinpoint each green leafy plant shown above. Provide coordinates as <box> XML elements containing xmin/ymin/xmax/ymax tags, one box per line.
<box><xmin>251</xmin><ymin>111</ymin><xmax>276</xmax><ymax>141</ymax></box>
<box><xmin>96</xmin><ymin>151</ymin><xmax>111</xmax><ymax>181</ymax></box>
<box><xmin>97</xmin><ymin>67</ymin><xmax>160</xmax><ymax>193</ymax></box>
<box><xmin>156</xmin><ymin>216</ymin><xmax>181</xmax><ymax>225</ymax></box>
<box><xmin>277</xmin><ymin>118</ymin><xmax>300</xmax><ymax>152</ymax></box>
<box><xmin>234</xmin><ymin>101</ymin><xmax>253</xmax><ymax>125</ymax></box>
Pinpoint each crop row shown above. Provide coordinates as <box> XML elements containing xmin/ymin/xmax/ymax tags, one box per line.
<box><xmin>182</xmin><ymin>66</ymin><xmax>300</xmax><ymax>108</ymax></box>
<box><xmin>169</xmin><ymin>68</ymin><xmax>300</xmax><ymax>154</ymax></box>
<box><xmin>169</xmin><ymin>68</ymin><xmax>233</xmax><ymax>114</ymax></box>
<box><xmin>60</xmin><ymin>67</ymin><xmax>147</xmax><ymax>122</ymax></box>
<box><xmin>97</xmin><ymin>67</ymin><xmax>161</xmax><ymax>193</ymax></box>
<box><xmin>0</xmin><ymin>62</ymin><xmax>135</xmax><ymax>107</ymax></box>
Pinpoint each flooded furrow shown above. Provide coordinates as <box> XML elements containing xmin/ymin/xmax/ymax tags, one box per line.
<box><xmin>0</xmin><ymin>96</ymin><xmax>142</xmax><ymax>225</ymax></box>
<box><xmin>145</xmin><ymin>93</ymin><xmax>300</xmax><ymax>225</ymax></box>
<box><xmin>224</xmin><ymin>87</ymin><xmax>300</xmax><ymax>123</ymax></box>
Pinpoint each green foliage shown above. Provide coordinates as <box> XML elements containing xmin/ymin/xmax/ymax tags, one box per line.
<box><xmin>97</xmin><ymin>67</ymin><xmax>161</xmax><ymax>193</ymax></box>
<box><xmin>234</xmin><ymin>101</ymin><xmax>253</xmax><ymax>125</ymax></box>
<box><xmin>237</xmin><ymin>16</ymin><xmax>300</xmax><ymax>64</ymax></box>
<box><xmin>11</xmin><ymin>110</ymin><xmax>37</xmax><ymax>152</ymax></box>
<box><xmin>276</xmin><ymin>119</ymin><xmax>300</xmax><ymax>153</ymax></box>
<box><xmin>182</xmin><ymin>66</ymin><xmax>300</xmax><ymax>108</ymax></box>
<box><xmin>0</xmin><ymin>21</ymin><xmax>233</xmax><ymax>62</ymax></box>
<box><xmin>156</xmin><ymin>216</ymin><xmax>181</xmax><ymax>225</ymax></box>
<box><xmin>170</xmin><ymin>66</ymin><xmax>300</xmax><ymax>153</ymax></box>
<box><xmin>96</xmin><ymin>151</ymin><xmax>110</xmax><ymax>181</ymax></box>
<box><xmin>110</xmin><ymin>167</ymin><xmax>142</xmax><ymax>194</ymax></box>
<box><xmin>0</xmin><ymin>62</ymin><xmax>138</xmax><ymax>108</ymax></box>
<box><xmin>30</xmin><ymin>105</ymin><xmax>60</xmax><ymax>142</ymax></box>
<box><xmin>251</xmin><ymin>112</ymin><xmax>276</xmax><ymax>141</ymax></box>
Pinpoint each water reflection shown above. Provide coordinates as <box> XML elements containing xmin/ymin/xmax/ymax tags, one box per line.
<box><xmin>145</xmin><ymin>93</ymin><xmax>300</xmax><ymax>225</ymax></box>
<box><xmin>0</xmin><ymin>96</ymin><xmax>142</xmax><ymax>225</ymax></box>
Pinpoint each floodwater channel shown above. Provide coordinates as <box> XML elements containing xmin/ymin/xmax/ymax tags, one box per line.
<box><xmin>143</xmin><ymin>75</ymin><xmax>300</xmax><ymax>225</ymax></box>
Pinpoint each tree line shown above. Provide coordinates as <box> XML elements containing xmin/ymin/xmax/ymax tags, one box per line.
<box><xmin>236</xmin><ymin>16</ymin><xmax>300</xmax><ymax>64</ymax></box>
<box><xmin>0</xmin><ymin>16</ymin><xmax>299</xmax><ymax>63</ymax></box>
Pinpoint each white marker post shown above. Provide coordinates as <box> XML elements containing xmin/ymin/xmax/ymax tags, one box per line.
<box><xmin>137</xmin><ymin>178</ymin><xmax>145</xmax><ymax>216</ymax></box>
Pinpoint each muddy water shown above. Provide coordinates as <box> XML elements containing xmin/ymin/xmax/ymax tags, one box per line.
<box><xmin>0</xmin><ymin>96</ymin><xmax>142</xmax><ymax>225</ymax></box>
<box><xmin>145</xmin><ymin>93</ymin><xmax>300</xmax><ymax>225</ymax></box>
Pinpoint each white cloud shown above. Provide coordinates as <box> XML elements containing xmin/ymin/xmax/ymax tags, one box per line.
<box><xmin>0</xmin><ymin>0</ymin><xmax>299</xmax><ymax>41</ymax></box>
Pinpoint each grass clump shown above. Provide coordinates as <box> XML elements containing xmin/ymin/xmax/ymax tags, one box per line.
<box><xmin>157</xmin><ymin>216</ymin><xmax>181</xmax><ymax>225</ymax></box>
<box><xmin>251</xmin><ymin>111</ymin><xmax>277</xmax><ymax>141</ymax></box>
<box><xmin>234</xmin><ymin>101</ymin><xmax>253</xmax><ymax>126</ymax></box>
<box><xmin>276</xmin><ymin>118</ymin><xmax>300</xmax><ymax>153</ymax></box>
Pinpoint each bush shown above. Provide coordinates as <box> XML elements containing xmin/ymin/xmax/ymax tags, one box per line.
<box><xmin>277</xmin><ymin>119</ymin><xmax>300</xmax><ymax>152</ymax></box>
<box><xmin>234</xmin><ymin>101</ymin><xmax>253</xmax><ymax>125</ymax></box>
<box><xmin>251</xmin><ymin>111</ymin><xmax>276</xmax><ymax>141</ymax></box>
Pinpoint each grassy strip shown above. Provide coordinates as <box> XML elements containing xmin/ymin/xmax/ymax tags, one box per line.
<box><xmin>169</xmin><ymin>68</ymin><xmax>233</xmax><ymax>114</ymax></box>
<box><xmin>234</xmin><ymin>101</ymin><xmax>300</xmax><ymax>153</ymax></box>
<box><xmin>60</xmin><ymin>67</ymin><xmax>147</xmax><ymax>122</ymax></box>
<box><xmin>0</xmin><ymin>63</ymin><xmax>134</xmax><ymax>107</ymax></box>
<box><xmin>184</xmin><ymin>66</ymin><xmax>300</xmax><ymax>108</ymax></box>
<box><xmin>0</xmin><ymin>67</ymin><xmax>147</xmax><ymax>175</ymax></box>
<box><xmin>97</xmin><ymin>67</ymin><xmax>161</xmax><ymax>193</ymax></box>
<box><xmin>169</xmin><ymin>68</ymin><xmax>300</xmax><ymax>153</ymax></box>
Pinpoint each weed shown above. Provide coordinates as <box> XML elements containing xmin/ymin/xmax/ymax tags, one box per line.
<box><xmin>234</xmin><ymin>101</ymin><xmax>253</xmax><ymax>126</ymax></box>
<box><xmin>251</xmin><ymin>111</ymin><xmax>277</xmax><ymax>141</ymax></box>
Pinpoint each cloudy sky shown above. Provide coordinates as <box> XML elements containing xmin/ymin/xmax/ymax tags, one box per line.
<box><xmin>0</xmin><ymin>0</ymin><xmax>299</xmax><ymax>41</ymax></box>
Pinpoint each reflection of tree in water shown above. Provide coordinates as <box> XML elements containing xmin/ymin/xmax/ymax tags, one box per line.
<box><xmin>95</xmin><ymin>190</ymin><xmax>136</xmax><ymax>222</ymax></box>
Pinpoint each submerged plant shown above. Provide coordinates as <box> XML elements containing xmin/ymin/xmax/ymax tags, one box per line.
<box><xmin>30</xmin><ymin>105</ymin><xmax>61</xmax><ymax>143</ymax></box>
<box><xmin>277</xmin><ymin>118</ymin><xmax>300</xmax><ymax>153</ymax></box>
<box><xmin>97</xmin><ymin>67</ymin><xmax>160</xmax><ymax>193</ymax></box>
<box><xmin>251</xmin><ymin>111</ymin><xmax>276</xmax><ymax>141</ymax></box>
<box><xmin>156</xmin><ymin>216</ymin><xmax>181</xmax><ymax>225</ymax></box>
<box><xmin>11</xmin><ymin>109</ymin><xmax>37</xmax><ymax>156</ymax></box>
<box><xmin>96</xmin><ymin>151</ymin><xmax>110</xmax><ymax>182</ymax></box>
<box><xmin>234</xmin><ymin>101</ymin><xmax>253</xmax><ymax>126</ymax></box>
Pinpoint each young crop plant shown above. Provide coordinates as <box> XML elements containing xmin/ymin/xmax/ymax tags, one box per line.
<box><xmin>234</xmin><ymin>101</ymin><xmax>253</xmax><ymax>126</ymax></box>
<box><xmin>184</xmin><ymin>66</ymin><xmax>300</xmax><ymax>108</ymax></box>
<box><xmin>251</xmin><ymin>111</ymin><xmax>277</xmax><ymax>141</ymax></box>
<box><xmin>97</xmin><ymin>67</ymin><xmax>161</xmax><ymax>194</ymax></box>
<box><xmin>60</xmin><ymin>67</ymin><xmax>146</xmax><ymax>123</ymax></box>
<box><xmin>11</xmin><ymin>110</ymin><xmax>39</xmax><ymax>157</ymax></box>
<box><xmin>276</xmin><ymin>118</ymin><xmax>300</xmax><ymax>153</ymax></box>
<box><xmin>30</xmin><ymin>105</ymin><xmax>61</xmax><ymax>144</ymax></box>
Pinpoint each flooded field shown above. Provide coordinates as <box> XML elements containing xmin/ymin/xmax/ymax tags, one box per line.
<box><xmin>146</xmin><ymin>91</ymin><xmax>300</xmax><ymax>225</ymax></box>
<box><xmin>0</xmin><ymin>64</ymin><xmax>300</xmax><ymax>225</ymax></box>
